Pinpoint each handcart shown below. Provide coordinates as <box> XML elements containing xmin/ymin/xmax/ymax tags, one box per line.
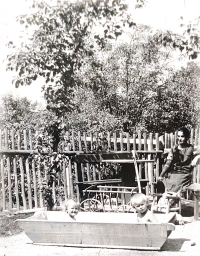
<box><xmin>80</xmin><ymin>150</ymin><xmax>156</xmax><ymax>212</ymax></box>
<box><xmin>80</xmin><ymin>184</ymin><xmax>138</xmax><ymax>212</ymax></box>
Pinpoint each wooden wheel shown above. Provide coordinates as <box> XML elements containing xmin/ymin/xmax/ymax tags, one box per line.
<box><xmin>80</xmin><ymin>198</ymin><xmax>104</xmax><ymax>212</ymax></box>
<box><xmin>115</xmin><ymin>202</ymin><xmax>134</xmax><ymax>213</ymax></box>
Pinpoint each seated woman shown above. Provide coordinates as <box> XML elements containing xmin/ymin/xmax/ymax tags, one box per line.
<box><xmin>158</xmin><ymin>127</ymin><xmax>194</xmax><ymax>193</ymax></box>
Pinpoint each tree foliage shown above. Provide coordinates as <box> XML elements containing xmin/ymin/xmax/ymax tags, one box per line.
<box><xmin>70</xmin><ymin>26</ymin><xmax>200</xmax><ymax>133</ymax></box>
<box><xmin>143</xmin><ymin>62</ymin><xmax>200</xmax><ymax>133</ymax></box>
<box><xmin>5</xmin><ymin>0</ymin><xmax>200</xmax><ymax>136</ymax></box>
<box><xmin>153</xmin><ymin>17</ymin><xmax>200</xmax><ymax>60</ymax></box>
<box><xmin>0</xmin><ymin>94</ymin><xmax>39</xmax><ymax>129</ymax></box>
<box><xmin>6</xmin><ymin>0</ymin><xmax>132</xmax><ymax>116</ymax></box>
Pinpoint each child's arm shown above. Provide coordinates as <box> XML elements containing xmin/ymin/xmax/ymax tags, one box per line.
<box><xmin>159</xmin><ymin>149</ymin><xmax>173</xmax><ymax>179</ymax></box>
<box><xmin>148</xmin><ymin>211</ymin><xmax>158</xmax><ymax>223</ymax></box>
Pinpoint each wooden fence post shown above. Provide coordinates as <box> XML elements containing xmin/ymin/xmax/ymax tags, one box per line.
<box><xmin>0</xmin><ymin>158</ymin><xmax>6</xmax><ymax>211</ymax></box>
<box><xmin>148</xmin><ymin>133</ymin><xmax>154</xmax><ymax>195</ymax></box>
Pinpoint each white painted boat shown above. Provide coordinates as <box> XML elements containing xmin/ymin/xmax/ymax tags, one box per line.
<box><xmin>16</xmin><ymin>211</ymin><xmax>176</xmax><ymax>250</ymax></box>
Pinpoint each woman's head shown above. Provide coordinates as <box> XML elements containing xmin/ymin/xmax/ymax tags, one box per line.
<box><xmin>130</xmin><ymin>193</ymin><xmax>148</xmax><ymax>213</ymax></box>
<box><xmin>65</xmin><ymin>199</ymin><xmax>79</xmax><ymax>218</ymax></box>
<box><xmin>177</xmin><ymin>127</ymin><xmax>190</xmax><ymax>145</ymax></box>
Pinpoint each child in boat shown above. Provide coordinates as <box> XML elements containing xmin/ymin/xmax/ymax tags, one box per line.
<box><xmin>153</xmin><ymin>191</ymin><xmax>178</xmax><ymax>213</ymax></box>
<box><xmin>65</xmin><ymin>199</ymin><xmax>80</xmax><ymax>220</ymax></box>
<box><xmin>152</xmin><ymin>192</ymin><xmax>184</xmax><ymax>225</ymax></box>
<box><xmin>130</xmin><ymin>193</ymin><xmax>158</xmax><ymax>223</ymax></box>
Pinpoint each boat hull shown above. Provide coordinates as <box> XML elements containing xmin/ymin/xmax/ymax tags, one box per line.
<box><xmin>16</xmin><ymin>212</ymin><xmax>175</xmax><ymax>250</ymax></box>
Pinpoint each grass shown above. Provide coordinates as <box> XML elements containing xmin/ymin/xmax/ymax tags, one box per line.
<box><xmin>0</xmin><ymin>211</ymin><xmax>35</xmax><ymax>237</ymax></box>
<box><xmin>0</xmin><ymin>214</ymin><xmax>23</xmax><ymax>236</ymax></box>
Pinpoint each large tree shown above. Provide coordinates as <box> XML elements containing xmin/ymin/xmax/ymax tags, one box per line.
<box><xmin>145</xmin><ymin>61</ymin><xmax>200</xmax><ymax>133</ymax></box>
<box><xmin>72</xmin><ymin>26</ymin><xmax>200</xmax><ymax>133</ymax></box>
<box><xmin>6</xmin><ymin>0</ymin><xmax>133</xmax><ymax>116</ymax></box>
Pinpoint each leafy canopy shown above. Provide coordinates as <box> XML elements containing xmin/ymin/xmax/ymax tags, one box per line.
<box><xmin>6</xmin><ymin>0</ymin><xmax>133</xmax><ymax>115</ymax></box>
<box><xmin>72</xmin><ymin>26</ymin><xmax>200</xmax><ymax>133</ymax></box>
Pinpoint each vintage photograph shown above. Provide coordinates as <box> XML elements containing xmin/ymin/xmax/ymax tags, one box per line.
<box><xmin>1</xmin><ymin>0</ymin><xmax>200</xmax><ymax>255</ymax></box>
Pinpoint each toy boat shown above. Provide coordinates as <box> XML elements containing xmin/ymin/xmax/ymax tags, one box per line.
<box><xmin>16</xmin><ymin>211</ymin><xmax>176</xmax><ymax>250</ymax></box>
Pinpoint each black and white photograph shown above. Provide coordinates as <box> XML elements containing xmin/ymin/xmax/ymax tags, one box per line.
<box><xmin>1</xmin><ymin>0</ymin><xmax>200</xmax><ymax>255</ymax></box>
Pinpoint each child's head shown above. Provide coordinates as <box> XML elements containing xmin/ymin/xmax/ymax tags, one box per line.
<box><xmin>130</xmin><ymin>193</ymin><xmax>148</xmax><ymax>214</ymax></box>
<box><xmin>163</xmin><ymin>192</ymin><xmax>177</xmax><ymax>206</ymax></box>
<box><xmin>65</xmin><ymin>199</ymin><xmax>79</xmax><ymax>218</ymax></box>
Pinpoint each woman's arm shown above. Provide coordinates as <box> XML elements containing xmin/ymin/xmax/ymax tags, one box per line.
<box><xmin>159</xmin><ymin>149</ymin><xmax>173</xmax><ymax>177</ymax></box>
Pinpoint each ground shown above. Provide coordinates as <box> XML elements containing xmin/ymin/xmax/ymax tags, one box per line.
<box><xmin>0</xmin><ymin>203</ymin><xmax>200</xmax><ymax>256</ymax></box>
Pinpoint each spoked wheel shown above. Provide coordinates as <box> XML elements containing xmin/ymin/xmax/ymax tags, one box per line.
<box><xmin>80</xmin><ymin>198</ymin><xmax>104</xmax><ymax>212</ymax></box>
<box><xmin>114</xmin><ymin>202</ymin><xmax>135</xmax><ymax>213</ymax></box>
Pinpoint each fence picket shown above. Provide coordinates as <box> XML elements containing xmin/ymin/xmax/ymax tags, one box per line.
<box><xmin>0</xmin><ymin>129</ymin><xmax>2</xmax><ymax>149</ymax></box>
<box><xmin>17</xmin><ymin>130</ymin><xmax>20</xmax><ymax>150</ymax></box>
<box><xmin>6</xmin><ymin>157</ymin><xmax>12</xmax><ymax>209</ymax></box>
<box><xmin>0</xmin><ymin>157</ymin><xmax>6</xmax><ymax>211</ymax></box>
<box><xmin>195</xmin><ymin>128</ymin><xmax>198</xmax><ymax>146</ymax></box>
<box><xmin>83</xmin><ymin>132</ymin><xmax>87</xmax><ymax>152</ymax></box>
<box><xmin>5</xmin><ymin>128</ymin><xmax>8</xmax><ymax>149</ymax></box>
<box><xmin>32</xmin><ymin>160</ymin><xmax>38</xmax><ymax>208</ymax></box>
<box><xmin>29</xmin><ymin>129</ymin><xmax>33</xmax><ymax>150</ymax></box>
<box><xmin>92</xmin><ymin>165</ymin><xmax>96</xmax><ymax>181</ymax></box>
<box><xmin>63</xmin><ymin>160</ymin><xmax>68</xmax><ymax>200</ymax></box>
<box><xmin>126</xmin><ymin>132</ymin><xmax>130</xmax><ymax>152</ymax></box>
<box><xmin>198</xmin><ymin>128</ymin><xmax>200</xmax><ymax>146</ymax></box>
<box><xmin>72</xmin><ymin>131</ymin><xmax>75</xmax><ymax>151</ymax></box>
<box><xmin>78</xmin><ymin>131</ymin><xmax>82</xmax><ymax>151</ymax></box>
<box><xmin>190</xmin><ymin>128</ymin><xmax>194</xmax><ymax>145</ymax></box>
<box><xmin>11</xmin><ymin>129</ymin><xmax>15</xmax><ymax>149</ymax></box>
<box><xmin>69</xmin><ymin>158</ymin><xmax>74</xmax><ymax>198</ymax></box>
<box><xmin>19</xmin><ymin>157</ymin><xmax>27</xmax><ymax>210</ymax></box>
<box><xmin>174</xmin><ymin>131</ymin><xmax>177</xmax><ymax>145</ymax></box>
<box><xmin>24</xmin><ymin>130</ymin><xmax>27</xmax><ymax>150</ymax></box>
<box><xmin>37</xmin><ymin>163</ymin><xmax>43</xmax><ymax>208</ymax></box>
<box><xmin>148</xmin><ymin>133</ymin><xmax>154</xmax><ymax>195</ymax></box>
<box><xmin>52</xmin><ymin>180</ymin><xmax>56</xmax><ymax>205</ymax></box>
<box><xmin>155</xmin><ymin>133</ymin><xmax>160</xmax><ymax>181</ymax></box>
<box><xmin>170</xmin><ymin>132</ymin><xmax>174</xmax><ymax>148</ymax></box>
<box><xmin>74</xmin><ymin>162</ymin><xmax>79</xmax><ymax>202</ymax></box>
<box><xmin>90</xmin><ymin>133</ymin><xmax>93</xmax><ymax>151</ymax></box>
<box><xmin>120</xmin><ymin>132</ymin><xmax>123</xmax><ymax>151</ymax></box>
<box><xmin>25</xmin><ymin>157</ymin><xmax>32</xmax><ymax>209</ymax></box>
<box><xmin>107</xmin><ymin>132</ymin><xmax>111</xmax><ymax>151</ymax></box>
<box><xmin>143</xmin><ymin>132</ymin><xmax>149</xmax><ymax>195</ymax></box>
<box><xmin>137</xmin><ymin>131</ymin><xmax>142</xmax><ymax>181</ymax></box>
<box><xmin>86</xmin><ymin>163</ymin><xmax>90</xmax><ymax>182</ymax></box>
<box><xmin>13</xmin><ymin>157</ymin><xmax>20</xmax><ymax>210</ymax></box>
<box><xmin>132</xmin><ymin>133</ymin><xmax>136</xmax><ymax>150</ymax></box>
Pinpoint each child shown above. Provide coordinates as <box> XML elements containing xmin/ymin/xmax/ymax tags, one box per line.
<box><xmin>65</xmin><ymin>199</ymin><xmax>80</xmax><ymax>220</ymax></box>
<box><xmin>130</xmin><ymin>193</ymin><xmax>158</xmax><ymax>223</ymax></box>
<box><xmin>153</xmin><ymin>192</ymin><xmax>184</xmax><ymax>225</ymax></box>
<box><xmin>153</xmin><ymin>191</ymin><xmax>178</xmax><ymax>213</ymax></box>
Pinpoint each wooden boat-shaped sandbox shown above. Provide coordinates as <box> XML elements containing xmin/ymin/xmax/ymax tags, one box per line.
<box><xmin>16</xmin><ymin>211</ymin><xmax>176</xmax><ymax>250</ymax></box>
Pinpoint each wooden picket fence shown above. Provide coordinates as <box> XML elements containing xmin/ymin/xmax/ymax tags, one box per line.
<box><xmin>0</xmin><ymin>128</ymin><xmax>200</xmax><ymax>211</ymax></box>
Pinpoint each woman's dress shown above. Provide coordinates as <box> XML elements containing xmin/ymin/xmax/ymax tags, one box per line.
<box><xmin>161</xmin><ymin>144</ymin><xmax>194</xmax><ymax>192</ymax></box>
